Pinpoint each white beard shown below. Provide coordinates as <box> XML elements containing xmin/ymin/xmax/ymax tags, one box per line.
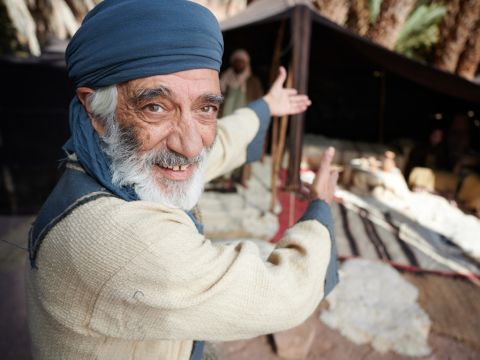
<box><xmin>100</xmin><ymin>120</ymin><xmax>208</xmax><ymax>210</ymax></box>
<box><xmin>128</xmin><ymin>151</ymin><xmax>206</xmax><ymax>210</ymax></box>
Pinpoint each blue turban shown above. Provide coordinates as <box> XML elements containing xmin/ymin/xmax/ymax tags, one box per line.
<box><xmin>66</xmin><ymin>0</ymin><xmax>224</xmax><ymax>88</ymax></box>
<box><xmin>63</xmin><ymin>0</ymin><xmax>224</xmax><ymax>202</ymax></box>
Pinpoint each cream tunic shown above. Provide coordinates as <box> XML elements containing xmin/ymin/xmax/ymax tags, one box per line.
<box><xmin>26</xmin><ymin>108</ymin><xmax>332</xmax><ymax>359</ymax></box>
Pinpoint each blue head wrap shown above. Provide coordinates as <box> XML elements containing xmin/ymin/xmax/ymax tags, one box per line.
<box><xmin>66</xmin><ymin>0</ymin><xmax>223</xmax><ymax>88</ymax></box>
<box><xmin>63</xmin><ymin>0</ymin><xmax>224</xmax><ymax>201</ymax></box>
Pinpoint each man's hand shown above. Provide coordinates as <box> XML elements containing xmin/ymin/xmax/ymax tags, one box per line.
<box><xmin>263</xmin><ymin>66</ymin><xmax>311</xmax><ymax>116</ymax></box>
<box><xmin>310</xmin><ymin>147</ymin><xmax>339</xmax><ymax>205</ymax></box>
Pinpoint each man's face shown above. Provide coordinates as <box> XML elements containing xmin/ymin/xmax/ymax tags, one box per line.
<box><xmin>104</xmin><ymin>68</ymin><xmax>222</xmax><ymax>208</ymax></box>
<box><xmin>232</xmin><ymin>58</ymin><xmax>247</xmax><ymax>74</ymax></box>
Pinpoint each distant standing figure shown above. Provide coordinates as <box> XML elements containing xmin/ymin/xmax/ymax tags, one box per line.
<box><xmin>220</xmin><ymin>49</ymin><xmax>264</xmax><ymax>117</ymax></box>
<box><xmin>219</xmin><ymin>49</ymin><xmax>264</xmax><ymax>185</ymax></box>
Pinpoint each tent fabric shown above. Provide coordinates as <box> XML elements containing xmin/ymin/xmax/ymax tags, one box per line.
<box><xmin>220</xmin><ymin>0</ymin><xmax>315</xmax><ymax>31</ymax></box>
<box><xmin>220</xmin><ymin>0</ymin><xmax>480</xmax><ymax>104</ymax></box>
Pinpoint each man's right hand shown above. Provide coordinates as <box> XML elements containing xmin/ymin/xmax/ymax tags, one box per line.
<box><xmin>310</xmin><ymin>147</ymin><xmax>338</xmax><ymax>205</ymax></box>
<box><xmin>263</xmin><ymin>66</ymin><xmax>311</xmax><ymax>117</ymax></box>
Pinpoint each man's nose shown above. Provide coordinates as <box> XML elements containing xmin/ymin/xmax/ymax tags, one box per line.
<box><xmin>167</xmin><ymin>113</ymin><xmax>204</xmax><ymax>159</ymax></box>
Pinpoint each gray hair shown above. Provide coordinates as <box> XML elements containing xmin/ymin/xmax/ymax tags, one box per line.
<box><xmin>87</xmin><ymin>85</ymin><xmax>118</xmax><ymax>127</ymax></box>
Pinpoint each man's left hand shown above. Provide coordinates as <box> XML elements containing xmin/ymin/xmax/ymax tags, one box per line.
<box><xmin>263</xmin><ymin>66</ymin><xmax>311</xmax><ymax>117</ymax></box>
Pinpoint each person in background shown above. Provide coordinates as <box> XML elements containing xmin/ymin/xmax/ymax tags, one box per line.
<box><xmin>220</xmin><ymin>49</ymin><xmax>263</xmax><ymax>117</ymax></box>
<box><xmin>219</xmin><ymin>49</ymin><xmax>264</xmax><ymax>186</ymax></box>
<box><xmin>406</xmin><ymin>114</ymin><xmax>480</xmax><ymax>213</ymax></box>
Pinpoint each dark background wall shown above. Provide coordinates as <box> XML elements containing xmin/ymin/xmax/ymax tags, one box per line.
<box><xmin>222</xmin><ymin>18</ymin><xmax>480</xmax><ymax>146</ymax></box>
<box><xmin>0</xmin><ymin>54</ymin><xmax>74</xmax><ymax>214</ymax></box>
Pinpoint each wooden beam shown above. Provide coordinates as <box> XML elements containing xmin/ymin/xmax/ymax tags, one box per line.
<box><xmin>271</xmin><ymin>69</ymin><xmax>293</xmax><ymax>212</ymax></box>
<box><xmin>286</xmin><ymin>6</ymin><xmax>312</xmax><ymax>190</ymax></box>
<box><xmin>269</xmin><ymin>20</ymin><xmax>286</xmax><ymax>212</ymax></box>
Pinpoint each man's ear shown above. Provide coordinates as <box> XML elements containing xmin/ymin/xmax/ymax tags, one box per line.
<box><xmin>76</xmin><ymin>87</ymin><xmax>106</xmax><ymax>135</ymax></box>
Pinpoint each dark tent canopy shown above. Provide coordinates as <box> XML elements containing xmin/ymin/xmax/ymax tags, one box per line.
<box><xmin>220</xmin><ymin>0</ymin><xmax>480</xmax><ymax>188</ymax></box>
<box><xmin>222</xmin><ymin>0</ymin><xmax>480</xmax><ymax>102</ymax></box>
<box><xmin>0</xmin><ymin>42</ymin><xmax>73</xmax><ymax>213</ymax></box>
<box><xmin>220</xmin><ymin>0</ymin><xmax>480</xmax><ymax>141</ymax></box>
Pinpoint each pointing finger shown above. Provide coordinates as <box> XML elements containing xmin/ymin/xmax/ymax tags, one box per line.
<box><xmin>321</xmin><ymin>147</ymin><xmax>335</xmax><ymax>167</ymax></box>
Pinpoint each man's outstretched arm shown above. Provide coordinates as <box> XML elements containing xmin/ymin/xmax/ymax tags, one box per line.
<box><xmin>79</xmin><ymin>149</ymin><xmax>339</xmax><ymax>341</ymax></box>
<box><xmin>205</xmin><ymin>67</ymin><xmax>311</xmax><ymax>181</ymax></box>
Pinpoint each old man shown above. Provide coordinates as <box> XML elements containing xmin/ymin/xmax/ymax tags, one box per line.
<box><xmin>26</xmin><ymin>1</ymin><xmax>339</xmax><ymax>359</ymax></box>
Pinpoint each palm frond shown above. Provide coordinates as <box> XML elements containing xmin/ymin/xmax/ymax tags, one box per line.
<box><xmin>395</xmin><ymin>3</ymin><xmax>447</xmax><ymax>62</ymax></box>
<box><xmin>368</xmin><ymin>0</ymin><xmax>383</xmax><ymax>23</ymax></box>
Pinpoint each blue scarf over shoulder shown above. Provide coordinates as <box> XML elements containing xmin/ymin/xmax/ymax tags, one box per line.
<box><xmin>63</xmin><ymin>97</ymin><xmax>140</xmax><ymax>200</ymax></box>
<box><xmin>64</xmin><ymin>0</ymin><xmax>223</xmax><ymax>201</ymax></box>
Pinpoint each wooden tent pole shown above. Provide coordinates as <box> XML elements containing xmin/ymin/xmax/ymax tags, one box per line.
<box><xmin>268</xmin><ymin>20</ymin><xmax>286</xmax><ymax>86</ymax></box>
<box><xmin>269</xmin><ymin>21</ymin><xmax>286</xmax><ymax>162</ymax></box>
<box><xmin>288</xmin><ymin>192</ymin><xmax>295</xmax><ymax>226</ymax></box>
<box><xmin>286</xmin><ymin>5</ymin><xmax>312</xmax><ymax>190</ymax></box>
<box><xmin>275</xmin><ymin>69</ymin><xmax>294</xmax><ymax>170</ymax></box>
<box><xmin>270</xmin><ymin>127</ymin><xmax>278</xmax><ymax>211</ymax></box>
<box><xmin>270</xmin><ymin>68</ymin><xmax>294</xmax><ymax>211</ymax></box>
<box><xmin>269</xmin><ymin>20</ymin><xmax>286</xmax><ymax>212</ymax></box>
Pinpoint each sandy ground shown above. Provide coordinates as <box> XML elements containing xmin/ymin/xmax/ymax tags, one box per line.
<box><xmin>214</xmin><ymin>320</ymin><xmax>480</xmax><ymax>360</ymax></box>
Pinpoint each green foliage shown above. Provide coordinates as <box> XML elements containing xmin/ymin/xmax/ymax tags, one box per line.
<box><xmin>395</xmin><ymin>2</ymin><xmax>447</xmax><ymax>62</ymax></box>
<box><xmin>369</xmin><ymin>0</ymin><xmax>383</xmax><ymax>23</ymax></box>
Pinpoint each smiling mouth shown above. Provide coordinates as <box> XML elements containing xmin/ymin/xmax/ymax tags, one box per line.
<box><xmin>160</xmin><ymin>164</ymin><xmax>191</xmax><ymax>171</ymax></box>
<box><xmin>154</xmin><ymin>163</ymin><xmax>195</xmax><ymax>181</ymax></box>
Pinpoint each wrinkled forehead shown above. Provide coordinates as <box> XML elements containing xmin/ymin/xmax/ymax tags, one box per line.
<box><xmin>118</xmin><ymin>69</ymin><xmax>222</xmax><ymax>103</ymax></box>
<box><xmin>66</xmin><ymin>0</ymin><xmax>224</xmax><ymax>89</ymax></box>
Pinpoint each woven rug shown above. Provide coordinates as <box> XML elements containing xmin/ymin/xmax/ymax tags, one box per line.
<box><xmin>272</xmin><ymin>188</ymin><xmax>480</xmax><ymax>280</ymax></box>
<box><xmin>333</xmin><ymin>190</ymin><xmax>480</xmax><ymax>279</ymax></box>
<box><xmin>272</xmin><ymin>188</ymin><xmax>480</xmax><ymax>349</ymax></box>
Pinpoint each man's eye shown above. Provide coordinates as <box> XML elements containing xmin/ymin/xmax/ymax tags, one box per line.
<box><xmin>146</xmin><ymin>104</ymin><xmax>164</xmax><ymax>113</ymax></box>
<box><xmin>201</xmin><ymin>105</ymin><xmax>218</xmax><ymax>113</ymax></box>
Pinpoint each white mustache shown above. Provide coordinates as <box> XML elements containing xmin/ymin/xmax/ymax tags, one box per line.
<box><xmin>144</xmin><ymin>149</ymin><xmax>205</xmax><ymax>168</ymax></box>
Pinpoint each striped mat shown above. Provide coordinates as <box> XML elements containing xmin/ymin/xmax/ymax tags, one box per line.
<box><xmin>332</xmin><ymin>195</ymin><xmax>480</xmax><ymax>280</ymax></box>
